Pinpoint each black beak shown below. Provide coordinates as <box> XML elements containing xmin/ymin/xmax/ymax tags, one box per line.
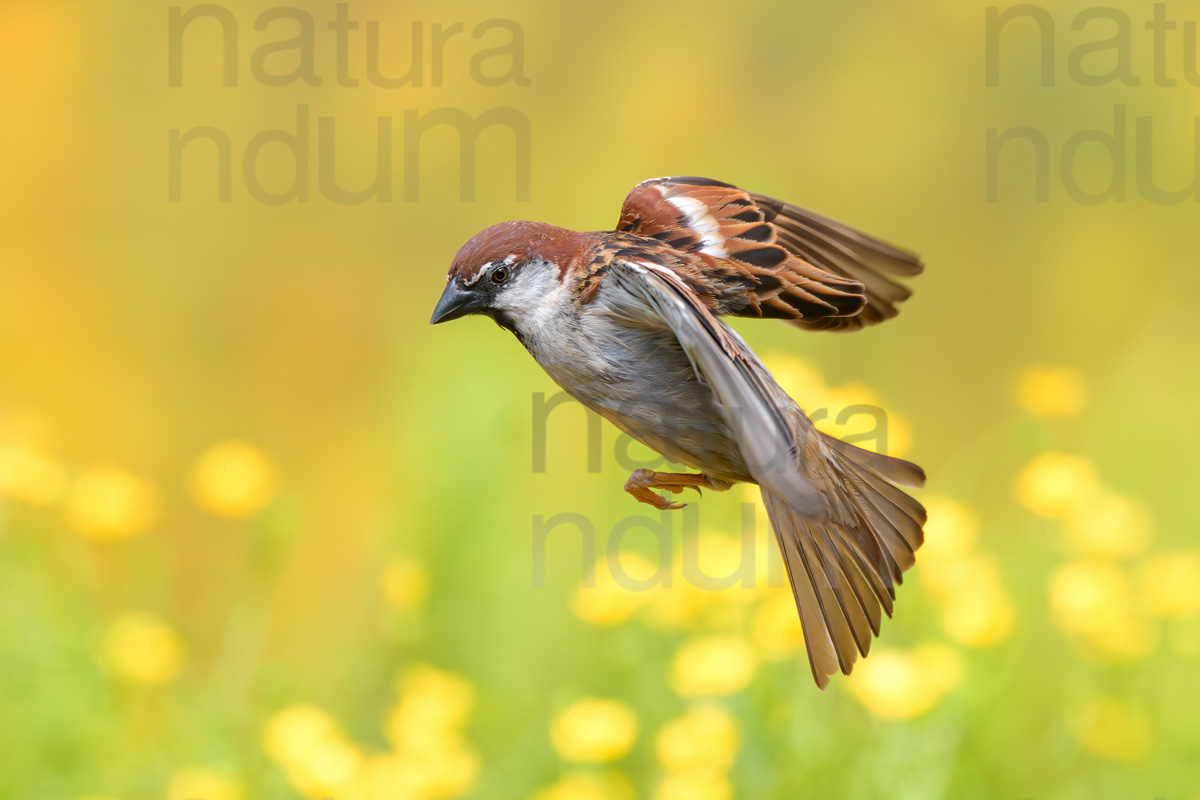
<box><xmin>430</xmin><ymin>280</ymin><xmax>484</xmax><ymax>325</ymax></box>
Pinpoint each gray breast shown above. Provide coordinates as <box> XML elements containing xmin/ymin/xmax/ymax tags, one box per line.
<box><xmin>526</xmin><ymin>307</ymin><xmax>753</xmax><ymax>484</ymax></box>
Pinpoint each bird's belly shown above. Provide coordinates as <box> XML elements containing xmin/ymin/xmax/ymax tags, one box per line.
<box><xmin>530</xmin><ymin>322</ymin><xmax>753</xmax><ymax>483</ymax></box>
<box><xmin>597</xmin><ymin>393</ymin><xmax>752</xmax><ymax>483</ymax></box>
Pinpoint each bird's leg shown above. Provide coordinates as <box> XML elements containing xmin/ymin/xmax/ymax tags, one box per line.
<box><xmin>623</xmin><ymin>469</ymin><xmax>728</xmax><ymax>511</ymax></box>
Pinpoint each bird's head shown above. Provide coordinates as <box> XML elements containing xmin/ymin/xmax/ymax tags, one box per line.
<box><xmin>430</xmin><ymin>221</ymin><xmax>588</xmax><ymax>336</ymax></box>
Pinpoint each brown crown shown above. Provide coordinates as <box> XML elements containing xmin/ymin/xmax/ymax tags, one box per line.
<box><xmin>449</xmin><ymin>221</ymin><xmax>591</xmax><ymax>282</ymax></box>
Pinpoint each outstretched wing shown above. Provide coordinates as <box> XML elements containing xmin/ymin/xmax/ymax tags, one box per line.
<box><xmin>603</xmin><ymin>259</ymin><xmax>822</xmax><ymax>516</ymax></box>
<box><xmin>617</xmin><ymin>177</ymin><xmax>922</xmax><ymax>332</ymax></box>
<box><xmin>602</xmin><ymin>259</ymin><xmax>925</xmax><ymax>689</ymax></box>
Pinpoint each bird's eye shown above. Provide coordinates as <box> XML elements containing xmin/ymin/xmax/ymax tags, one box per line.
<box><xmin>491</xmin><ymin>265</ymin><xmax>510</xmax><ymax>283</ymax></box>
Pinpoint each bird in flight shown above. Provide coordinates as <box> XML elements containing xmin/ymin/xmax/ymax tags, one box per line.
<box><xmin>431</xmin><ymin>176</ymin><xmax>925</xmax><ymax>688</ymax></box>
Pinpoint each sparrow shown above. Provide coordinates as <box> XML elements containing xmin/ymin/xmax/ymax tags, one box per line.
<box><xmin>430</xmin><ymin>176</ymin><xmax>926</xmax><ymax>688</ymax></box>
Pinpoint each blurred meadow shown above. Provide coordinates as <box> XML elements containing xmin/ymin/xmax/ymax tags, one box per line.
<box><xmin>2</xmin><ymin>0</ymin><xmax>1200</xmax><ymax>798</ymax></box>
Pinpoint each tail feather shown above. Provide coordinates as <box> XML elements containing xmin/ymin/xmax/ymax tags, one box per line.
<box><xmin>771</xmin><ymin>515</ymin><xmax>842</xmax><ymax>686</ymax></box>
<box><xmin>819</xmin><ymin>525</ymin><xmax>876</xmax><ymax>654</ymax></box>
<box><xmin>761</xmin><ymin>439</ymin><xmax>927</xmax><ymax>689</ymax></box>
<box><xmin>835</xmin><ymin>535</ymin><xmax>896</xmax><ymax>618</ymax></box>
<box><xmin>822</xmin><ymin>432</ymin><xmax>926</xmax><ymax>489</ymax></box>
<box><xmin>850</xmin><ymin>469</ymin><xmax>925</xmax><ymax>556</ymax></box>
<box><xmin>799</xmin><ymin>531</ymin><xmax>860</xmax><ymax>676</ymax></box>
<box><xmin>833</xmin><ymin>536</ymin><xmax>888</xmax><ymax>633</ymax></box>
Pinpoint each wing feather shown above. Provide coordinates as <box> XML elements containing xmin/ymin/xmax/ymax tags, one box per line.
<box><xmin>600</xmin><ymin>258</ymin><xmax>925</xmax><ymax>689</ymax></box>
<box><xmin>618</xmin><ymin>177</ymin><xmax>922</xmax><ymax>332</ymax></box>
<box><xmin>603</xmin><ymin>258</ymin><xmax>822</xmax><ymax>516</ymax></box>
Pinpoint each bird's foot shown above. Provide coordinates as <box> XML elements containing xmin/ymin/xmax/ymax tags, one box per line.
<box><xmin>623</xmin><ymin>469</ymin><xmax>716</xmax><ymax>510</ymax></box>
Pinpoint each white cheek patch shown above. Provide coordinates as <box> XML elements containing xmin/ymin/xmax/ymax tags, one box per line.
<box><xmin>662</xmin><ymin>191</ymin><xmax>728</xmax><ymax>258</ymax></box>
<box><xmin>493</xmin><ymin>260</ymin><xmax>565</xmax><ymax>334</ymax></box>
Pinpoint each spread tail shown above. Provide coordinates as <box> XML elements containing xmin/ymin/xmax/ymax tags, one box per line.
<box><xmin>761</xmin><ymin>434</ymin><xmax>926</xmax><ymax>688</ymax></box>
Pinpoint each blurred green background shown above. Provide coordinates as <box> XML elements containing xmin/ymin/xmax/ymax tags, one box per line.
<box><xmin>2</xmin><ymin>1</ymin><xmax>1199</xmax><ymax>798</ymax></box>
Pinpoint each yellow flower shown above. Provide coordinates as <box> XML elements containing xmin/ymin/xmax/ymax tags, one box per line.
<box><xmin>845</xmin><ymin>643</ymin><xmax>964</xmax><ymax>720</ymax></box>
<box><xmin>0</xmin><ymin>442</ymin><xmax>65</xmax><ymax>505</ymax></box>
<box><xmin>643</xmin><ymin>580</ymin><xmax>710</xmax><ymax>631</ymax></box>
<box><xmin>830</xmin><ymin>409</ymin><xmax>912</xmax><ymax>460</ymax></box>
<box><xmin>381</xmin><ymin>556</ymin><xmax>429</xmax><ymax>612</ymax></box>
<box><xmin>262</xmin><ymin>707</ymin><xmax>364</xmax><ymax>798</ymax></box>
<box><xmin>655</xmin><ymin>705</ymin><xmax>739</xmax><ymax>774</ymax></box>
<box><xmin>738</xmin><ymin>482</ymin><xmax>765</xmax><ymax>508</ymax></box>
<box><xmin>1048</xmin><ymin>560</ymin><xmax>1154</xmax><ymax>659</ymax></box>
<box><xmin>1014</xmin><ymin>452</ymin><xmax>1100</xmax><ymax>519</ymax></box>
<box><xmin>1062</xmin><ymin>492</ymin><xmax>1153</xmax><ymax>559</ymax></box>
<box><xmin>643</xmin><ymin>531</ymin><xmax>769</xmax><ymax>631</ymax></box>
<box><xmin>654</xmin><ymin>773</ymin><xmax>732</xmax><ymax>800</ymax></box>
<box><xmin>829</xmin><ymin>380</ymin><xmax>879</xmax><ymax>408</ymax></box>
<box><xmin>65</xmin><ymin>466</ymin><xmax>159</xmax><ymax>540</ymax></box>
<box><xmin>669</xmin><ymin>637</ymin><xmax>757</xmax><ymax>697</ymax></box>
<box><xmin>533</xmin><ymin>771</ymin><xmax>633</xmax><ymax>800</ymax></box>
<box><xmin>1136</xmin><ymin>551</ymin><xmax>1200</xmax><ymax>619</ymax></box>
<box><xmin>295</xmin><ymin>738</ymin><xmax>363</xmax><ymax>797</ymax></box>
<box><xmin>386</xmin><ymin>665</ymin><xmax>474</xmax><ymax>761</ymax></box>
<box><xmin>762</xmin><ymin>354</ymin><xmax>827</xmax><ymax>404</ymax></box>
<box><xmin>98</xmin><ymin>613</ymin><xmax>184</xmax><ymax>686</ymax></box>
<box><xmin>751</xmin><ymin>589</ymin><xmax>805</xmax><ymax>659</ymax></box>
<box><xmin>263</xmin><ymin>705</ymin><xmax>342</xmax><ymax>766</ymax></box>
<box><xmin>1070</xmin><ymin>695</ymin><xmax>1152</xmax><ymax>762</ymax></box>
<box><xmin>763</xmin><ymin>354</ymin><xmax>911</xmax><ymax>456</ymax></box>
<box><xmin>1086</xmin><ymin>612</ymin><xmax>1156</xmax><ymax>660</ymax></box>
<box><xmin>684</xmin><ymin>532</ymin><xmax>760</xmax><ymax>600</ymax></box>
<box><xmin>573</xmin><ymin>552</ymin><xmax>661</xmax><ymax>627</ymax></box>
<box><xmin>941</xmin><ymin>581</ymin><xmax>1016</xmax><ymax>647</ymax></box>
<box><xmin>893</xmin><ymin>496</ymin><xmax>1017</xmax><ymax>647</ymax></box>
<box><xmin>190</xmin><ymin>440</ymin><xmax>275</xmax><ymax>516</ymax></box>
<box><xmin>398</xmin><ymin>742</ymin><xmax>480</xmax><ymax>799</ymax></box>
<box><xmin>919</xmin><ymin>548</ymin><xmax>994</xmax><ymax>600</ymax></box>
<box><xmin>535</xmin><ymin>778</ymin><xmax>604</xmax><ymax>800</ymax></box>
<box><xmin>550</xmin><ymin>698</ymin><xmax>638</xmax><ymax>763</ymax></box>
<box><xmin>1048</xmin><ymin>560</ymin><xmax>1130</xmax><ymax>635</ymax></box>
<box><xmin>884</xmin><ymin>413</ymin><xmax>913</xmax><ymax>459</ymax></box>
<box><xmin>1014</xmin><ymin>366</ymin><xmax>1087</xmax><ymax>418</ymax></box>
<box><xmin>349</xmin><ymin>755</ymin><xmax>428</xmax><ymax>800</ymax></box>
<box><xmin>919</xmin><ymin>496</ymin><xmax>979</xmax><ymax>562</ymax></box>
<box><xmin>917</xmin><ymin>520</ymin><xmax>1017</xmax><ymax>648</ymax></box>
<box><xmin>810</xmin><ymin>380</ymin><xmax>880</xmax><ymax>443</ymax></box>
<box><xmin>167</xmin><ymin>769</ymin><xmax>242</xmax><ymax>800</ymax></box>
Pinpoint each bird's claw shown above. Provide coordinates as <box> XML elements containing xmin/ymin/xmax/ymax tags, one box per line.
<box><xmin>623</xmin><ymin>469</ymin><xmax>708</xmax><ymax>510</ymax></box>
